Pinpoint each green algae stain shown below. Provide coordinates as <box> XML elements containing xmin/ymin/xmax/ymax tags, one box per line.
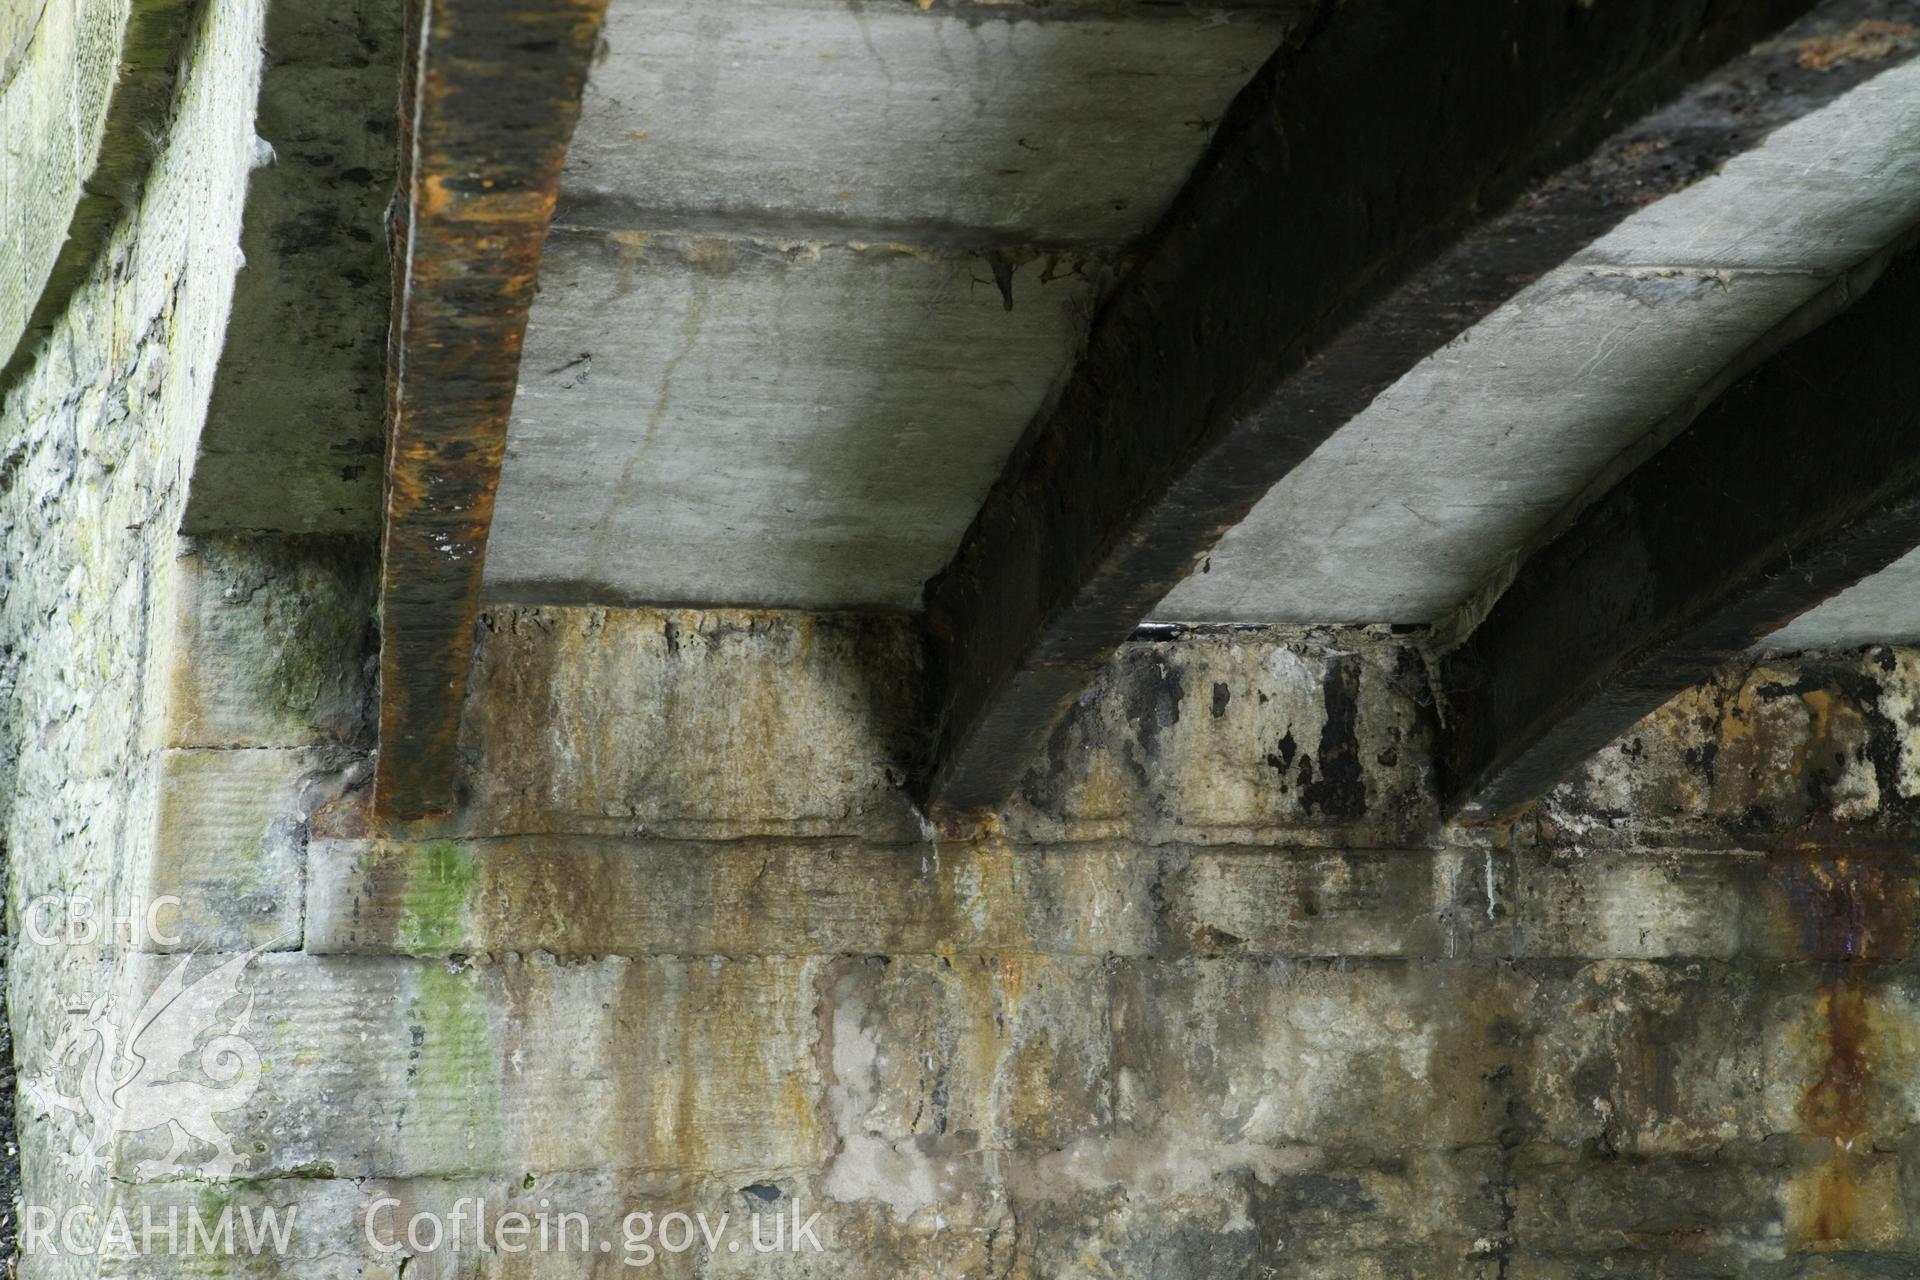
<box><xmin>187</xmin><ymin>1180</ymin><xmax>239</xmax><ymax>1277</ymax></box>
<box><xmin>396</xmin><ymin>840</ymin><xmax>478</xmax><ymax>955</ymax></box>
<box><xmin>408</xmin><ymin>963</ymin><xmax>506</xmax><ymax>1170</ymax></box>
<box><xmin>254</xmin><ymin>548</ymin><xmax>376</xmax><ymax>729</ymax></box>
<box><xmin>194</xmin><ymin>1179</ymin><xmax>235</xmax><ymax>1221</ymax></box>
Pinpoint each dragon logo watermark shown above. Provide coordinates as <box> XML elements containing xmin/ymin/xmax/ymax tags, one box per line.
<box><xmin>24</xmin><ymin>948</ymin><xmax>268</xmax><ymax>1184</ymax></box>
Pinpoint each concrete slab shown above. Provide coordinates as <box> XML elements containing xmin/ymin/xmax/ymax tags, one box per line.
<box><xmin>1158</xmin><ymin>60</ymin><xmax>1920</xmax><ymax>625</ymax></box>
<box><xmin>564</xmin><ymin>0</ymin><xmax>1298</xmax><ymax>243</ymax></box>
<box><xmin>484</xmin><ymin>229</ymin><xmax>1104</xmax><ymax>609</ymax></box>
<box><xmin>484</xmin><ymin>1</ymin><xmax>1295</xmax><ymax>609</ymax></box>
<box><xmin>1763</xmin><ymin>545</ymin><xmax>1920</xmax><ymax>650</ymax></box>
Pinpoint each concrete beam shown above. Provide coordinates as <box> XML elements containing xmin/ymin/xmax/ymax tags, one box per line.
<box><xmin>181</xmin><ymin>0</ymin><xmax>400</xmax><ymax>536</ymax></box>
<box><xmin>561</xmin><ymin>0</ymin><xmax>1301</xmax><ymax>246</ymax></box>
<box><xmin>375</xmin><ymin>0</ymin><xmax>607</xmax><ymax>820</ymax></box>
<box><xmin>1159</xmin><ymin>18</ymin><xmax>1920</xmax><ymax>627</ymax></box>
<box><xmin>1439</xmin><ymin>237</ymin><xmax>1920</xmax><ymax>822</ymax></box>
<box><xmin>1767</xmin><ymin>545</ymin><xmax>1920</xmax><ymax>650</ymax></box>
<box><xmin>918</xmin><ymin>0</ymin><xmax>1833</xmax><ymax>812</ymax></box>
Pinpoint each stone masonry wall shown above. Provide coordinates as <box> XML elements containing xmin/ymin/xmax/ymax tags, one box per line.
<box><xmin>48</xmin><ymin>604</ymin><xmax>1896</xmax><ymax>1280</ymax></box>
<box><xmin>4</xmin><ymin>520</ymin><xmax>1920</xmax><ymax>1276</ymax></box>
<box><xmin>0</xmin><ymin>0</ymin><xmax>313</xmax><ymax>1274</ymax></box>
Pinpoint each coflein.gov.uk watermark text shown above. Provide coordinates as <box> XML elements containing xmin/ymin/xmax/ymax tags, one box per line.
<box><xmin>366</xmin><ymin>1198</ymin><xmax>827</xmax><ymax>1265</ymax></box>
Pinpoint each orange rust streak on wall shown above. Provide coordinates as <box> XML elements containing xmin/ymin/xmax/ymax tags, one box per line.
<box><xmin>1773</xmin><ymin>853</ymin><xmax>1908</xmax><ymax>1250</ymax></box>
<box><xmin>375</xmin><ymin>0</ymin><xmax>610</xmax><ymax>820</ymax></box>
<box><xmin>1801</xmin><ymin>982</ymin><xmax>1873</xmax><ymax>1148</ymax></box>
<box><xmin>1798</xmin><ymin>979</ymin><xmax>1872</xmax><ymax>1246</ymax></box>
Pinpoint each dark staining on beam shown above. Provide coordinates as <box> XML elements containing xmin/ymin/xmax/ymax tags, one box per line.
<box><xmin>375</xmin><ymin>0</ymin><xmax>608</xmax><ymax>820</ymax></box>
<box><xmin>917</xmin><ymin>0</ymin><xmax>1906</xmax><ymax>812</ymax></box>
<box><xmin>1016</xmin><ymin>637</ymin><xmax>1386</xmax><ymax>827</ymax></box>
<box><xmin>0</xmin><ymin>0</ymin><xmax>201</xmax><ymax>396</ymax></box>
<box><xmin>1439</xmin><ymin>241</ymin><xmax>1920</xmax><ymax>823</ymax></box>
<box><xmin>1750</xmin><ymin>657</ymin><xmax>1920</xmax><ymax>832</ymax></box>
<box><xmin>1542</xmin><ymin>650</ymin><xmax>1920</xmax><ymax>845</ymax></box>
<box><xmin>181</xmin><ymin>0</ymin><xmax>403</xmax><ymax>536</ymax></box>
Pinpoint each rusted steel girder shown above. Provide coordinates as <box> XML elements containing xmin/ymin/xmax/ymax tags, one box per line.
<box><xmin>376</xmin><ymin>0</ymin><xmax>607</xmax><ymax>819</ymax></box>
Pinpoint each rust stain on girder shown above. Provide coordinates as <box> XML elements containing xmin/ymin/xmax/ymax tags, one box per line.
<box><xmin>375</xmin><ymin>0</ymin><xmax>609</xmax><ymax>821</ymax></box>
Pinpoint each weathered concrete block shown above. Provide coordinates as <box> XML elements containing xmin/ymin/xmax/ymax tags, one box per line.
<box><xmin>1176</xmin><ymin>846</ymin><xmax>1486</xmax><ymax>959</ymax></box>
<box><xmin>31</xmin><ymin>953</ymin><xmax>829</xmax><ymax>1183</ymax></box>
<box><xmin>1003</xmin><ymin>632</ymin><xmax>1439</xmax><ymax>846</ymax></box>
<box><xmin>1525</xmin><ymin>961</ymin><xmax>1782</xmax><ymax>1154</ymax></box>
<box><xmin>1509</xmin><ymin>1250</ymin><xmax>1757</xmax><ymax>1280</ymax></box>
<box><xmin>309</xmin><ymin>835</ymin><xmax>1162</xmax><ymax>959</ymax></box>
<box><xmin>458</xmin><ymin>608</ymin><xmax>924</xmax><ymax>840</ymax></box>
<box><xmin>1514</xmin><ymin>851</ymin><xmax>1765</xmax><ymax>960</ymax></box>
<box><xmin>1509</xmin><ymin>850</ymin><xmax>1920</xmax><ymax>962</ymax></box>
<box><xmin>322</xmin><ymin>833</ymin><xmax>1866</xmax><ymax>974</ymax></box>
<box><xmin>1511</xmin><ymin>1146</ymin><xmax>1789</xmax><ymax>1256</ymax></box>
<box><xmin>1524</xmin><ymin>963</ymin><xmax>1920</xmax><ymax>1158</ymax></box>
<box><xmin>308</xmin><ymin>835</ymin><xmax>1490</xmax><ymax>961</ymax></box>
<box><xmin>148</xmin><ymin>746</ymin><xmax>345</xmax><ymax>951</ymax></box>
<box><xmin>166</xmin><ymin>536</ymin><xmax>374</xmax><ymax>749</ymax></box>
<box><xmin>1008</xmin><ymin>1145</ymin><xmax>1505</xmax><ymax>1275</ymax></box>
<box><xmin>75</xmin><ymin>1176</ymin><xmax>373</xmax><ymax>1280</ymax></box>
<box><xmin>1513</xmin><ymin>1139</ymin><xmax>1915</xmax><ymax>1262</ymax></box>
<box><xmin>45</xmin><ymin>1166</ymin><xmax>1004</xmax><ymax>1278</ymax></box>
<box><xmin>1108</xmin><ymin>959</ymin><xmax>1522</xmax><ymax>1153</ymax></box>
<box><xmin>144</xmin><ymin>533</ymin><xmax>372</xmax><ymax>952</ymax></box>
<box><xmin>817</xmin><ymin>953</ymin><xmax>1111</xmax><ymax>1170</ymax></box>
<box><xmin>1541</xmin><ymin>649</ymin><xmax>1920</xmax><ymax>845</ymax></box>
